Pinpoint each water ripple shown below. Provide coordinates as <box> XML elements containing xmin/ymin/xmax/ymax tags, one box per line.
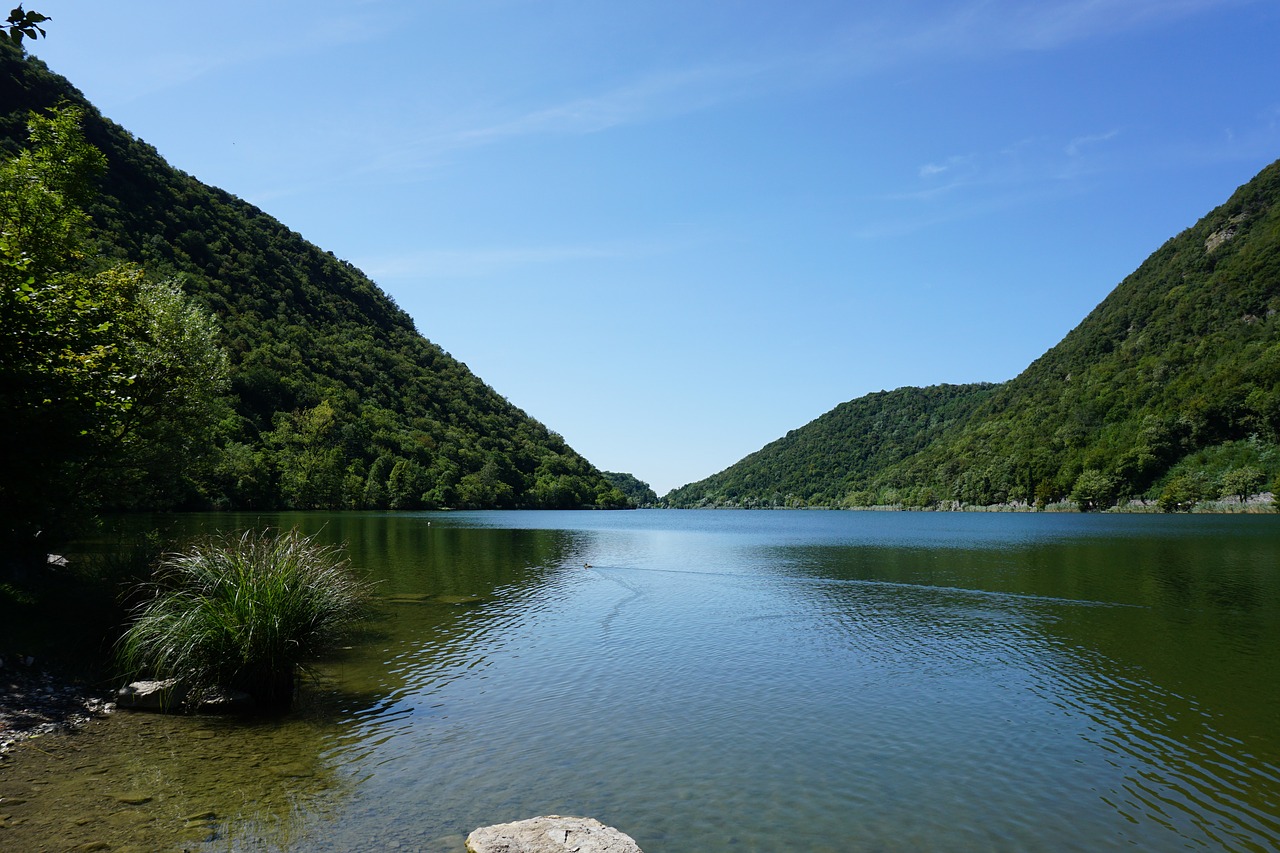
<box><xmin>180</xmin><ymin>512</ymin><xmax>1280</xmax><ymax>853</ymax></box>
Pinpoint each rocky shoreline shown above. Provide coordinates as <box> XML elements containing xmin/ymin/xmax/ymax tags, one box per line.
<box><xmin>0</xmin><ymin>657</ymin><xmax>114</xmax><ymax>759</ymax></box>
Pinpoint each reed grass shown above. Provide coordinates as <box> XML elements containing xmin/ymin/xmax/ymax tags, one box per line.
<box><xmin>118</xmin><ymin>528</ymin><xmax>370</xmax><ymax>711</ymax></box>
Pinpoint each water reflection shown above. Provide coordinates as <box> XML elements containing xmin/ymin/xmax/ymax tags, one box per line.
<box><xmin>9</xmin><ymin>510</ymin><xmax>1278</xmax><ymax>852</ymax></box>
<box><xmin>777</xmin><ymin>520</ymin><xmax>1280</xmax><ymax>851</ymax></box>
<box><xmin>198</xmin><ymin>514</ymin><xmax>587</xmax><ymax>851</ymax></box>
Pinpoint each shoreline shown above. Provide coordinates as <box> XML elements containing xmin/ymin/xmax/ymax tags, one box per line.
<box><xmin>0</xmin><ymin>658</ymin><xmax>115</xmax><ymax>760</ymax></box>
<box><xmin>661</xmin><ymin>495</ymin><xmax>1278</xmax><ymax>512</ymax></box>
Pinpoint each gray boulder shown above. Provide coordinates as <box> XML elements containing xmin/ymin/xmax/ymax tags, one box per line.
<box><xmin>115</xmin><ymin>680</ymin><xmax>255</xmax><ymax>713</ymax></box>
<box><xmin>116</xmin><ymin>679</ymin><xmax>188</xmax><ymax>712</ymax></box>
<box><xmin>466</xmin><ymin>815</ymin><xmax>643</xmax><ymax>853</ymax></box>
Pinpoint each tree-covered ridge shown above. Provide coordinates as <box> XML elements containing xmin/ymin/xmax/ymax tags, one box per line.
<box><xmin>1</xmin><ymin>43</ymin><xmax>629</xmax><ymax>514</ymax></box>
<box><xmin>666</xmin><ymin>383</ymin><xmax>996</xmax><ymax>507</ymax></box>
<box><xmin>602</xmin><ymin>472</ymin><xmax>659</xmax><ymax>507</ymax></box>
<box><xmin>881</xmin><ymin>157</ymin><xmax>1280</xmax><ymax>507</ymax></box>
<box><xmin>668</xmin><ymin>157</ymin><xmax>1280</xmax><ymax>510</ymax></box>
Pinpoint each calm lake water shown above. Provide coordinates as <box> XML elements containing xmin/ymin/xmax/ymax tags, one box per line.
<box><xmin>6</xmin><ymin>510</ymin><xmax>1280</xmax><ymax>851</ymax></box>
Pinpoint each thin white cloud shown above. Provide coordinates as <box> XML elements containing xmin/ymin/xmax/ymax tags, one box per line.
<box><xmin>71</xmin><ymin>8</ymin><xmax>401</xmax><ymax>105</ymax></box>
<box><xmin>147</xmin><ymin>0</ymin><xmax>1256</xmax><ymax>203</ymax></box>
<box><xmin>359</xmin><ymin>0</ymin><xmax>1244</xmax><ymax>174</ymax></box>
<box><xmin>918</xmin><ymin>154</ymin><xmax>975</xmax><ymax>179</ymax></box>
<box><xmin>360</xmin><ymin>245</ymin><xmax>621</xmax><ymax>280</ymax></box>
<box><xmin>453</xmin><ymin>63</ymin><xmax>770</xmax><ymax>144</ymax></box>
<box><xmin>1065</xmin><ymin>129</ymin><xmax>1120</xmax><ymax>156</ymax></box>
<box><xmin>854</xmin><ymin>179</ymin><xmax>1088</xmax><ymax>239</ymax></box>
<box><xmin>356</xmin><ymin>234</ymin><xmax>701</xmax><ymax>280</ymax></box>
<box><xmin>358</xmin><ymin>58</ymin><xmax>786</xmax><ymax>177</ymax></box>
<box><xmin>866</xmin><ymin>129</ymin><xmax>1122</xmax><ymax>236</ymax></box>
<box><xmin>1001</xmin><ymin>0</ymin><xmax>1247</xmax><ymax>50</ymax></box>
<box><xmin>902</xmin><ymin>0</ymin><xmax>1248</xmax><ymax>55</ymax></box>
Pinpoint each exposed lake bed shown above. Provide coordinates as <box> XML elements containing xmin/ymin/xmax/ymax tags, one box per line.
<box><xmin>3</xmin><ymin>510</ymin><xmax>1278</xmax><ymax>851</ymax></box>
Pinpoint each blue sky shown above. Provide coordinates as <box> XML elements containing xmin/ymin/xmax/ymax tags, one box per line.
<box><xmin>27</xmin><ymin>1</ymin><xmax>1280</xmax><ymax>495</ymax></box>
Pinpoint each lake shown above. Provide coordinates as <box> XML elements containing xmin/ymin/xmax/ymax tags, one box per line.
<box><xmin>5</xmin><ymin>509</ymin><xmax>1280</xmax><ymax>851</ymax></box>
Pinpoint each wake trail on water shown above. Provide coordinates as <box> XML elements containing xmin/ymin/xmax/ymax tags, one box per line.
<box><xmin>570</xmin><ymin>561</ymin><xmax>1145</xmax><ymax>610</ymax></box>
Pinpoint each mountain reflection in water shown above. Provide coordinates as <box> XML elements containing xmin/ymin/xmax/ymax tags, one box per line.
<box><xmin>4</xmin><ymin>510</ymin><xmax>1275</xmax><ymax>852</ymax></box>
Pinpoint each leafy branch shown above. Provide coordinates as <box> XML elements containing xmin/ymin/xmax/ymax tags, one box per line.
<box><xmin>4</xmin><ymin>5</ymin><xmax>49</xmax><ymax>45</ymax></box>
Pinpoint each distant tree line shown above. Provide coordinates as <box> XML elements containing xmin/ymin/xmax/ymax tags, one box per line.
<box><xmin>602</xmin><ymin>472</ymin><xmax>659</xmax><ymax>507</ymax></box>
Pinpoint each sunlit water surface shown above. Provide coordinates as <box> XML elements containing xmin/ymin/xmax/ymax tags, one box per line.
<box><xmin>4</xmin><ymin>510</ymin><xmax>1279</xmax><ymax>852</ymax></box>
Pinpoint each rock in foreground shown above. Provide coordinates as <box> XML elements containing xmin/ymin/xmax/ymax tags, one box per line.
<box><xmin>466</xmin><ymin>815</ymin><xmax>643</xmax><ymax>853</ymax></box>
<box><xmin>115</xmin><ymin>679</ymin><xmax>187</xmax><ymax>712</ymax></box>
<box><xmin>115</xmin><ymin>680</ymin><xmax>254</xmax><ymax>713</ymax></box>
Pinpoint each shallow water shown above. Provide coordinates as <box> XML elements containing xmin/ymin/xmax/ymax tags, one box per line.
<box><xmin>3</xmin><ymin>510</ymin><xmax>1279</xmax><ymax>851</ymax></box>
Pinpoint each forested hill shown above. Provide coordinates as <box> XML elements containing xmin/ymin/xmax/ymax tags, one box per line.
<box><xmin>668</xmin><ymin>157</ymin><xmax>1280</xmax><ymax>510</ymax></box>
<box><xmin>1</xmin><ymin>43</ymin><xmax>629</xmax><ymax>511</ymax></box>
<box><xmin>601</xmin><ymin>472</ymin><xmax>660</xmax><ymax>507</ymax></box>
<box><xmin>665</xmin><ymin>384</ymin><xmax>997</xmax><ymax>507</ymax></box>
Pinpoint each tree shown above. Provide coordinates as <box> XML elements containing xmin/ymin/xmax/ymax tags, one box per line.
<box><xmin>1070</xmin><ymin>469</ymin><xmax>1119</xmax><ymax>512</ymax></box>
<box><xmin>388</xmin><ymin>457</ymin><xmax>429</xmax><ymax>509</ymax></box>
<box><xmin>1</xmin><ymin>105</ymin><xmax>227</xmax><ymax>548</ymax></box>
<box><xmin>100</xmin><ymin>274</ymin><xmax>230</xmax><ymax>505</ymax></box>
<box><xmin>1220</xmin><ymin>466</ymin><xmax>1265</xmax><ymax>503</ymax></box>
<box><xmin>1158</xmin><ymin>473</ymin><xmax>1209</xmax><ymax>513</ymax></box>
<box><xmin>270</xmin><ymin>400</ymin><xmax>346</xmax><ymax>508</ymax></box>
<box><xmin>600</xmin><ymin>471</ymin><xmax>653</xmax><ymax>507</ymax></box>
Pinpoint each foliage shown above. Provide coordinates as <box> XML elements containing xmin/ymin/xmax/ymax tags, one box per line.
<box><xmin>602</xmin><ymin>471</ymin><xmax>659</xmax><ymax>506</ymax></box>
<box><xmin>1220</xmin><ymin>466</ymin><xmax>1265</xmax><ymax>502</ymax></box>
<box><xmin>1147</xmin><ymin>437</ymin><xmax>1277</xmax><ymax>506</ymax></box>
<box><xmin>666</xmin><ymin>384</ymin><xmax>996</xmax><ymax>507</ymax></box>
<box><xmin>1159</xmin><ymin>472</ymin><xmax>1210</xmax><ymax>513</ymax></box>
<box><xmin>0</xmin><ymin>103</ymin><xmax>228</xmax><ymax>547</ymax></box>
<box><xmin>2</xmin><ymin>5</ymin><xmax>48</xmax><ymax>46</ymax></box>
<box><xmin>890</xmin><ymin>157</ymin><xmax>1280</xmax><ymax>506</ymax></box>
<box><xmin>1070</xmin><ymin>469</ymin><xmax>1120</xmax><ymax>512</ymax></box>
<box><xmin>0</xmin><ymin>528</ymin><xmax>163</xmax><ymax>671</ymax></box>
<box><xmin>118</xmin><ymin>529</ymin><xmax>371</xmax><ymax>711</ymax></box>
<box><xmin>0</xmin><ymin>45</ymin><xmax>628</xmax><ymax>514</ymax></box>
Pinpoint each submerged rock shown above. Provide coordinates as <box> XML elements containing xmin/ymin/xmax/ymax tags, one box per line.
<box><xmin>465</xmin><ymin>815</ymin><xmax>643</xmax><ymax>853</ymax></box>
<box><xmin>193</xmin><ymin>687</ymin><xmax>255</xmax><ymax>713</ymax></box>
<box><xmin>112</xmin><ymin>792</ymin><xmax>153</xmax><ymax>805</ymax></box>
<box><xmin>435</xmin><ymin>594</ymin><xmax>488</xmax><ymax>606</ymax></box>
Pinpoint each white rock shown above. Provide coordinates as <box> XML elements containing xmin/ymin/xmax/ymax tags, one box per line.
<box><xmin>115</xmin><ymin>679</ymin><xmax>188</xmax><ymax>712</ymax></box>
<box><xmin>466</xmin><ymin>815</ymin><xmax>643</xmax><ymax>853</ymax></box>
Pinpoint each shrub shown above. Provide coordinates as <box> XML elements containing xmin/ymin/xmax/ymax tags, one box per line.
<box><xmin>1070</xmin><ymin>469</ymin><xmax>1119</xmax><ymax>512</ymax></box>
<box><xmin>118</xmin><ymin>528</ymin><xmax>370</xmax><ymax>711</ymax></box>
<box><xmin>1158</xmin><ymin>472</ymin><xmax>1209</xmax><ymax>513</ymax></box>
<box><xmin>1220</xmin><ymin>466</ymin><xmax>1265</xmax><ymax>502</ymax></box>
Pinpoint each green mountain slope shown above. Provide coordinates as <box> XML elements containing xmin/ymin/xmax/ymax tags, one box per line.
<box><xmin>666</xmin><ymin>383</ymin><xmax>997</xmax><ymax>507</ymax></box>
<box><xmin>1</xmin><ymin>43</ymin><xmax>629</xmax><ymax>511</ymax></box>
<box><xmin>669</xmin><ymin>158</ymin><xmax>1280</xmax><ymax>509</ymax></box>
<box><xmin>602</xmin><ymin>472</ymin><xmax>660</xmax><ymax>507</ymax></box>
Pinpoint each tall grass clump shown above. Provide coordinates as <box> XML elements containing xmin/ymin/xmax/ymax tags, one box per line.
<box><xmin>118</xmin><ymin>528</ymin><xmax>370</xmax><ymax>711</ymax></box>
